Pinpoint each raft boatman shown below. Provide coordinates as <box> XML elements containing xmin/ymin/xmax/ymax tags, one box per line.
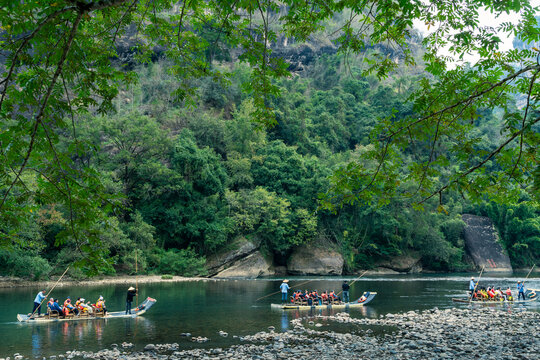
<box><xmin>517</xmin><ymin>281</ymin><xmax>526</xmax><ymax>300</ymax></box>
<box><xmin>126</xmin><ymin>286</ymin><xmax>137</xmax><ymax>314</ymax></box>
<box><xmin>342</xmin><ymin>280</ymin><xmax>350</xmax><ymax>303</ymax></box>
<box><xmin>469</xmin><ymin>277</ymin><xmax>476</xmax><ymax>297</ymax></box>
<box><xmin>280</xmin><ymin>280</ymin><xmax>290</xmax><ymax>304</ymax></box>
<box><xmin>31</xmin><ymin>290</ymin><xmax>46</xmax><ymax>317</ymax></box>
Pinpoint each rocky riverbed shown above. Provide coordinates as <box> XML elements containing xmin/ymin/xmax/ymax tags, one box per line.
<box><xmin>2</xmin><ymin>307</ymin><xmax>539</xmax><ymax>360</ymax></box>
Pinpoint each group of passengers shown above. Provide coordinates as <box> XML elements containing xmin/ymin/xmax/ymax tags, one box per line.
<box><xmin>47</xmin><ymin>295</ymin><xmax>107</xmax><ymax>317</ymax></box>
<box><xmin>471</xmin><ymin>286</ymin><xmax>514</xmax><ymax>301</ymax></box>
<box><xmin>29</xmin><ymin>289</ymin><xmax>108</xmax><ymax>318</ymax></box>
<box><xmin>31</xmin><ymin>290</ymin><xmax>108</xmax><ymax>318</ymax></box>
<box><xmin>290</xmin><ymin>289</ymin><xmax>342</xmax><ymax>305</ymax></box>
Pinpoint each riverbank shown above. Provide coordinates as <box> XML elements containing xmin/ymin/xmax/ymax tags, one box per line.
<box><xmin>6</xmin><ymin>307</ymin><xmax>537</xmax><ymax>360</ymax></box>
<box><xmin>0</xmin><ymin>275</ymin><xmax>215</xmax><ymax>289</ymax></box>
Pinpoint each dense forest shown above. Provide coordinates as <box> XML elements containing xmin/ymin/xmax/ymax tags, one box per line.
<box><xmin>0</xmin><ymin>1</ymin><xmax>539</xmax><ymax>279</ymax></box>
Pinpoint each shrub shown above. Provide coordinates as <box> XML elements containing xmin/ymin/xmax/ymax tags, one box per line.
<box><xmin>0</xmin><ymin>249</ymin><xmax>52</xmax><ymax>280</ymax></box>
<box><xmin>161</xmin><ymin>274</ymin><xmax>173</xmax><ymax>279</ymax></box>
<box><xmin>148</xmin><ymin>248</ymin><xmax>207</xmax><ymax>277</ymax></box>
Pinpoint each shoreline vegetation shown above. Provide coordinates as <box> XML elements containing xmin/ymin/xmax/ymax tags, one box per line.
<box><xmin>1</xmin><ymin>270</ymin><xmax>538</xmax><ymax>288</ymax></box>
<box><xmin>0</xmin><ymin>275</ymin><xmax>211</xmax><ymax>289</ymax></box>
<box><xmin>5</xmin><ymin>307</ymin><xmax>538</xmax><ymax>360</ymax></box>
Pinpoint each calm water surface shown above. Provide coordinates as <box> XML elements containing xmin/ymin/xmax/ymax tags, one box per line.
<box><xmin>1</xmin><ymin>274</ymin><xmax>538</xmax><ymax>358</ymax></box>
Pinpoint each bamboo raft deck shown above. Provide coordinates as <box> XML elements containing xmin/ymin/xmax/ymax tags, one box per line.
<box><xmin>271</xmin><ymin>292</ymin><xmax>376</xmax><ymax>310</ymax></box>
<box><xmin>17</xmin><ymin>297</ymin><xmax>156</xmax><ymax>323</ymax></box>
<box><xmin>452</xmin><ymin>289</ymin><xmax>538</xmax><ymax>305</ymax></box>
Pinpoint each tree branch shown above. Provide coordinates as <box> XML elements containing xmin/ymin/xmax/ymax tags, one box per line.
<box><xmin>0</xmin><ymin>11</ymin><xmax>83</xmax><ymax>211</ymax></box>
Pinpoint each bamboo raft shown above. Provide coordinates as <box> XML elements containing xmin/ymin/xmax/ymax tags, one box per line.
<box><xmin>271</xmin><ymin>292</ymin><xmax>376</xmax><ymax>310</ymax></box>
<box><xmin>17</xmin><ymin>297</ymin><xmax>156</xmax><ymax>323</ymax></box>
<box><xmin>452</xmin><ymin>289</ymin><xmax>538</xmax><ymax>305</ymax></box>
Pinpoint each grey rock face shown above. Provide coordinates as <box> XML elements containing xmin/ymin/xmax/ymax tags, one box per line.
<box><xmin>206</xmin><ymin>237</ymin><xmax>259</xmax><ymax>276</ymax></box>
<box><xmin>287</xmin><ymin>245</ymin><xmax>343</xmax><ymax>275</ymax></box>
<box><xmin>214</xmin><ymin>251</ymin><xmax>274</xmax><ymax>278</ymax></box>
<box><xmin>462</xmin><ymin>214</ymin><xmax>513</xmax><ymax>272</ymax></box>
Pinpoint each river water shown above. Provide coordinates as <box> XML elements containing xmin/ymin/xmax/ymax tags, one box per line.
<box><xmin>1</xmin><ymin>274</ymin><xmax>538</xmax><ymax>358</ymax></box>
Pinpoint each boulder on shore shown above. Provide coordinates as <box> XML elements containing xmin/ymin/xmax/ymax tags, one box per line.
<box><xmin>206</xmin><ymin>237</ymin><xmax>259</xmax><ymax>276</ymax></box>
<box><xmin>213</xmin><ymin>251</ymin><xmax>274</xmax><ymax>278</ymax></box>
<box><xmin>375</xmin><ymin>251</ymin><xmax>422</xmax><ymax>273</ymax></box>
<box><xmin>287</xmin><ymin>245</ymin><xmax>343</xmax><ymax>275</ymax></box>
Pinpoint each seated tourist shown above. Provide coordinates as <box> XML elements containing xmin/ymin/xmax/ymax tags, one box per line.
<box><xmin>95</xmin><ymin>296</ymin><xmax>107</xmax><ymax>315</ymax></box>
<box><xmin>321</xmin><ymin>291</ymin><xmax>328</xmax><ymax>303</ymax></box>
<box><xmin>77</xmin><ymin>298</ymin><xmax>92</xmax><ymax>314</ymax></box>
<box><xmin>63</xmin><ymin>297</ymin><xmax>78</xmax><ymax>315</ymax></box>
<box><xmin>505</xmin><ymin>287</ymin><xmax>513</xmax><ymax>301</ymax></box>
<box><xmin>49</xmin><ymin>299</ymin><xmax>64</xmax><ymax>316</ymax></box>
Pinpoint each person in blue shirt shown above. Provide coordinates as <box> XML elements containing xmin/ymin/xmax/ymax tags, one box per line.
<box><xmin>32</xmin><ymin>290</ymin><xmax>46</xmax><ymax>316</ymax></box>
<box><xmin>280</xmin><ymin>279</ymin><xmax>290</xmax><ymax>304</ymax></box>
<box><xmin>49</xmin><ymin>299</ymin><xmax>64</xmax><ymax>316</ymax></box>
<box><xmin>469</xmin><ymin>277</ymin><xmax>476</xmax><ymax>297</ymax></box>
<box><xmin>517</xmin><ymin>281</ymin><xmax>526</xmax><ymax>300</ymax></box>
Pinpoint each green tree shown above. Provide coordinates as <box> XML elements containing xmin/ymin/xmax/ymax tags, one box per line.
<box><xmin>2</xmin><ymin>0</ymin><xmax>539</xmax><ymax>272</ymax></box>
<box><xmin>226</xmin><ymin>187</ymin><xmax>316</xmax><ymax>256</ymax></box>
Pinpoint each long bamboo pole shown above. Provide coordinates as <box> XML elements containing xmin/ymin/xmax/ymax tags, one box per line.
<box><xmin>337</xmin><ymin>270</ymin><xmax>369</xmax><ymax>296</ymax></box>
<box><xmin>468</xmin><ymin>265</ymin><xmax>485</xmax><ymax>305</ymax></box>
<box><xmin>135</xmin><ymin>251</ymin><xmax>139</xmax><ymax>306</ymax></box>
<box><xmin>522</xmin><ymin>264</ymin><xmax>535</xmax><ymax>286</ymax></box>
<box><xmin>255</xmin><ymin>279</ymin><xmax>315</xmax><ymax>302</ymax></box>
<box><xmin>30</xmin><ymin>265</ymin><xmax>70</xmax><ymax>319</ymax></box>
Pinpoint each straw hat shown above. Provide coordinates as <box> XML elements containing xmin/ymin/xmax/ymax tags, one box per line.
<box><xmin>128</xmin><ymin>286</ymin><xmax>135</xmax><ymax>291</ymax></box>
<box><xmin>283</xmin><ymin>279</ymin><xmax>289</xmax><ymax>283</ymax></box>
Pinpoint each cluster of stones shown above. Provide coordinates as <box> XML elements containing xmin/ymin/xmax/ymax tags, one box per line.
<box><xmin>2</xmin><ymin>307</ymin><xmax>538</xmax><ymax>359</ymax></box>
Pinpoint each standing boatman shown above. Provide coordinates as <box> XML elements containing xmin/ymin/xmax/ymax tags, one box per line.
<box><xmin>32</xmin><ymin>290</ymin><xmax>46</xmax><ymax>317</ymax></box>
<box><xmin>342</xmin><ymin>280</ymin><xmax>350</xmax><ymax>303</ymax></box>
<box><xmin>126</xmin><ymin>286</ymin><xmax>137</xmax><ymax>314</ymax></box>
<box><xmin>517</xmin><ymin>281</ymin><xmax>526</xmax><ymax>300</ymax></box>
<box><xmin>280</xmin><ymin>279</ymin><xmax>290</xmax><ymax>304</ymax></box>
<box><xmin>469</xmin><ymin>277</ymin><xmax>476</xmax><ymax>297</ymax></box>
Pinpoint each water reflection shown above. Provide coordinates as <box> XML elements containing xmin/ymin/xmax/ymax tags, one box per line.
<box><xmin>23</xmin><ymin>316</ymin><xmax>154</xmax><ymax>355</ymax></box>
<box><xmin>280</xmin><ymin>312</ymin><xmax>288</xmax><ymax>331</ymax></box>
<box><xmin>31</xmin><ymin>326</ymin><xmax>41</xmax><ymax>357</ymax></box>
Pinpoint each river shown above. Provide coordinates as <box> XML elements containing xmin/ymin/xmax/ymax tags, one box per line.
<box><xmin>1</xmin><ymin>274</ymin><xmax>538</xmax><ymax>358</ymax></box>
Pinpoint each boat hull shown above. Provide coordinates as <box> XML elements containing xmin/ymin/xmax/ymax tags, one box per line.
<box><xmin>272</xmin><ymin>292</ymin><xmax>376</xmax><ymax>310</ymax></box>
<box><xmin>17</xmin><ymin>297</ymin><xmax>156</xmax><ymax>322</ymax></box>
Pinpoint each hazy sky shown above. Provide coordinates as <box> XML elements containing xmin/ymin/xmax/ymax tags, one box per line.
<box><xmin>412</xmin><ymin>2</ymin><xmax>540</xmax><ymax>64</ymax></box>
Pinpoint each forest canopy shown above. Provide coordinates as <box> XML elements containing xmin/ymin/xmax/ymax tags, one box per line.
<box><xmin>0</xmin><ymin>0</ymin><xmax>539</xmax><ymax>275</ymax></box>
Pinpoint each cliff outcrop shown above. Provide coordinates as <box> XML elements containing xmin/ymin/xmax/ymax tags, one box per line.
<box><xmin>462</xmin><ymin>214</ymin><xmax>512</xmax><ymax>272</ymax></box>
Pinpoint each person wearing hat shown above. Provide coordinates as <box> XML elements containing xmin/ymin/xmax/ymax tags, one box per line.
<box><xmin>31</xmin><ymin>290</ymin><xmax>46</xmax><ymax>317</ymax></box>
<box><xmin>469</xmin><ymin>277</ymin><xmax>477</xmax><ymax>297</ymax></box>
<box><xmin>342</xmin><ymin>280</ymin><xmax>350</xmax><ymax>303</ymax></box>
<box><xmin>280</xmin><ymin>280</ymin><xmax>290</xmax><ymax>304</ymax></box>
<box><xmin>95</xmin><ymin>295</ymin><xmax>107</xmax><ymax>315</ymax></box>
<box><xmin>126</xmin><ymin>286</ymin><xmax>137</xmax><ymax>314</ymax></box>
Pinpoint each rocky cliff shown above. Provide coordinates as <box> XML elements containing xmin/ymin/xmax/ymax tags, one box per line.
<box><xmin>462</xmin><ymin>214</ymin><xmax>512</xmax><ymax>272</ymax></box>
